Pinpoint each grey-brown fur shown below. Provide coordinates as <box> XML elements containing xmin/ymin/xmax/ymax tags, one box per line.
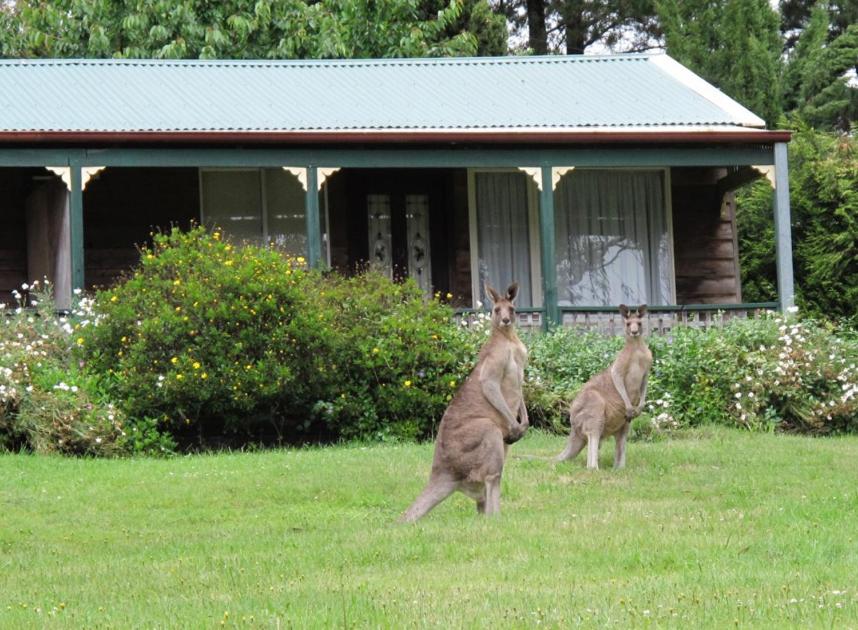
<box><xmin>555</xmin><ymin>305</ymin><xmax>652</xmax><ymax>470</ymax></box>
<box><xmin>399</xmin><ymin>283</ymin><xmax>529</xmax><ymax>522</ymax></box>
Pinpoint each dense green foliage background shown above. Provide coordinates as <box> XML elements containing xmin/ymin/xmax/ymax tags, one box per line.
<box><xmin>2</xmin><ymin>229</ymin><xmax>855</xmax><ymax>455</ymax></box>
<box><xmin>737</xmin><ymin>127</ymin><xmax>857</xmax><ymax>323</ymax></box>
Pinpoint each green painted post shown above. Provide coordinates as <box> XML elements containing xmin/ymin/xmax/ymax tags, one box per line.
<box><xmin>305</xmin><ymin>167</ymin><xmax>322</xmax><ymax>267</ymax></box>
<box><xmin>69</xmin><ymin>165</ymin><xmax>85</xmax><ymax>292</ymax></box>
<box><xmin>539</xmin><ymin>166</ymin><xmax>558</xmax><ymax>329</ymax></box>
<box><xmin>773</xmin><ymin>143</ymin><xmax>795</xmax><ymax>312</ymax></box>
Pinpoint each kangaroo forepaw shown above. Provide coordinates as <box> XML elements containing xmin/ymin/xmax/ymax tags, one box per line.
<box><xmin>504</xmin><ymin>424</ymin><xmax>527</xmax><ymax>444</ymax></box>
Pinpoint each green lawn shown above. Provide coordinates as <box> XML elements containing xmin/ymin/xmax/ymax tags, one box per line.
<box><xmin>1</xmin><ymin>428</ymin><xmax>857</xmax><ymax>628</ymax></box>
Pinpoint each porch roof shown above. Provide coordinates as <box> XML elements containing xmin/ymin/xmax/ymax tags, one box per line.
<box><xmin>0</xmin><ymin>54</ymin><xmax>788</xmax><ymax>144</ymax></box>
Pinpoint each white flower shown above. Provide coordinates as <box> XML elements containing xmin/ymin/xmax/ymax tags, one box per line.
<box><xmin>73</xmin><ymin>288</ymin><xmax>82</xmax><ymax>295</ymax></box>
<box><xmin>21</xmin><ymin>283</ymin><xmax>29</xmax><ymax>290</ymax></box>
<box><xmin>786</xmin><ymin>305</ymin><xmax>799</xmax><ymax>314</ymax></box>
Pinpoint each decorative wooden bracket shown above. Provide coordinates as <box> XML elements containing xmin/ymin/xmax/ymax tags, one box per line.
<box><xmin>752</xmin><ymin>165</ymin><xmax>776</xmax><ymax>189</ymax></box>
<box><xmin>46</xmin><ymin>166</ymin><xmax>106</xmax><ymax>190</ymax></box>
<box><xmin>516</xmin><ymin>167</ymin><xmax>542</xmax><ymax>191</ymax></box>
<box><xmin>282</xmin><ymin>167</ymin><xmax>340</xmax><ymax>191</ymax></box>
<box><xmin>82</xmin><ymin>166</ymin><xmax>106</xmax><ymax>189</ymax></box>
<box><xmin>46</xmin><ymin>166</ymin><xmax>71</xmax><ymax>190</ymax></box>
<box><xmin>317</xmin><ymin>167</ymin><xmax>340</xmax><ymax>190</ymax></box>
<box><xmin>551</xmin><ymin>166</ymin><xmax>575</xmax><ymax>189</ymax></box>
<box><xmin>282</xmin><ymin>167</ymin><xmax>308</xmax><ymax>191</ymax></box>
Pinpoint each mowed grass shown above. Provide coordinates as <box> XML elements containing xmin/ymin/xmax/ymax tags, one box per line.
<box><xmin>1</xmin><ymin>428</ymin><xmax>857</xmax><ymax>628</ymax></box>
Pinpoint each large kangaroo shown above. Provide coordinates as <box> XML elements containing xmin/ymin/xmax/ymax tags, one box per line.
<box><xmin>555</xmin><ymin>305</ymin><xmax>652</xmax><ymax>470</ymax></box>
<box><xmin>400</xmin><ymin>283</ymin><xmax>529</xmax><ymax>522</ymax></box>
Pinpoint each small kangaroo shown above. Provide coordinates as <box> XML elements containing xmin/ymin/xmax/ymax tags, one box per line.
<box><xmin>555</xmin><ymin>305</ymin><xmax>652</xmax><ymax>470</ymax></box>
<box><xmin>400</xmin><ymin>283</ymin><xmax>529</xmax><ymax>522</ymax></box>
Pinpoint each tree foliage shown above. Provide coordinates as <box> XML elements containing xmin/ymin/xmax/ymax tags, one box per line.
<box><xmin>736</xmin><ymin>126</ymin><xmax>858</xmax><ymax>323</ymax></box>
<box><xmin>0</xmin><ymin>0</ymin><xmax>506</xmax><ymax>59</ymax></box>
<box><xmin>657</xmin><ymin>0</ymin><xmax>784</xmax><ymax>127</ymax></box>
<box><xmin>782</xmin><ymin>5</ymin><xmax>858</xmax><ymax>131</ymax></box>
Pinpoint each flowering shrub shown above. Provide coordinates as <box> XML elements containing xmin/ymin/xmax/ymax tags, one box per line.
<box><xmin>525</xmin><ymin>312</ymin><xmax>857</xmax><ymax>436</ymax></box>
<box><xmin>297</xmin><ymin>273</ymin><xmax>484</xmax><ymax>441</ymax></box>
<box><xmin>0</xmin><ymin>282</ymin><xmax>129</xmax><ymax>455</ymax></box>
<box><xmin>77</xmin><ymin>227</ymin><xmax>484</xmax><ymax>444</ymax></box>
<box><xmin>77</xmin><ymin>227</ymin><xmax>307</xmax><ymax>444</ymax></box>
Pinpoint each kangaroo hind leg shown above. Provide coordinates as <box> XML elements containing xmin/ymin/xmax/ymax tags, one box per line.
<box><xmin>555</xmin><ymin>432</ymin><xmax>586</xmax><ymax>463</ymax></box>
<box><xmin>399</xmin><ymin>475</ymin><xmax>458</xmax><ymax>523</ymax></box>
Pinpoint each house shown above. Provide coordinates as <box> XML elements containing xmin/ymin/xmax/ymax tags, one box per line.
<box><xmin>0</xmin><ymin>55</ymin><xmax>793</xmax><ymax>330</ymax></box>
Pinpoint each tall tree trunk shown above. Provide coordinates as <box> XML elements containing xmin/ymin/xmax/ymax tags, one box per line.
<box><xmin>564</xmin><ymin>5</ymin><xmax>587</xmax><ymax>55</ymax></box>
<box><xmin>526</xmin><ymin>0</ymin><xmax>548</xmax><ymax>54</ymax></box>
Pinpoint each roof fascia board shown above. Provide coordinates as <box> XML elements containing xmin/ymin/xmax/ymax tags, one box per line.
<box><xmin>0</xmin><ymin>146</ymin><xmax>778</xmax><ymax>169</ymax></box>
<box><xmin>649</xmin><ymin>54</ymin><xmax>767</xmax><ymax>128</ymax></box>
<box><xmin>0</xmin><ymin>129</ymin><xmax>791</xmax><ymax>145</ymax></box>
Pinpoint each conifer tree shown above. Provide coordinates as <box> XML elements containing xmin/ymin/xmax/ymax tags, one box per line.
<box><xmin>657</xmin><ymin>0</ymin><xmax>783</xmax><ymax>126</ymax></box>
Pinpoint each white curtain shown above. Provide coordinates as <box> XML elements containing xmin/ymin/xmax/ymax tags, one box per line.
<box><xmin>555</xmin><ymin>170</ymin><xmax>672</xmax><ymax>306</ymax></box>
<box><xmin>475</xmin><ymin>172</ymin><xmax>533</xmax><ymax>307</ymax></box>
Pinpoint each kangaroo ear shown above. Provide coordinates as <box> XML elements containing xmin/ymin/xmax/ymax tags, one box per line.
<box><xmin>506</xmin><ymin>282</ymin><xmax>519</xmax><ymax>302</ymax></box>
<box><xmin>637</xmin><ymin>304</ymin><xmax>648</xmax><ymax>317</ymax></box>
<box><xmin>484</xmin><ymin>283</ymin><xmax>501</xmax><ymax>304</ymax></box>
<box><xmin>619</xmin><ymin>304</ymin><xmax>630</xmax><ymax>318</ymax></box>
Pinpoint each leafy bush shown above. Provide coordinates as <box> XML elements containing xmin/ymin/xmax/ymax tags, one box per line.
<box><xmin>525</xmin><ymin>312</ymin><xmax>857</xmax><ymax>436</ymax></box>
<box><xmin>78</xmin><ymin>227</ymin><xmax>483</xmax><ymax>444</ymax></box>
<box><xmin>736</xmin><ymin>126</ymin><xmax>857</xmax><ymax>325</ymax></box>
<box><xmin>78</xmin><ymin>227</ymin><xmax>309</xmax><ymax>444</ymax></box>
<box><xmin>296</xmin><ymin>272</ymin><xmax>485</xmax><ymax>441</ymax></box>
<box><xmin>0</xmin><ymin>282</ymin><xmax>131</xmax><ymax>455</ymax></box>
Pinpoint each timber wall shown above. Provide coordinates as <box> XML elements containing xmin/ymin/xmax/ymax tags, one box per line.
<box><xmin>671</xmin><ymin>167</ymin><xmax>742</xmax><ymax>304</ymax></box>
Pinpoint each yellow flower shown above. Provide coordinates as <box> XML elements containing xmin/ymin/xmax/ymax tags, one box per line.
<box><xmin>449</xmin><ymin>380</ymin><xmax>456</xmax><ymax>388</ymax></box>
<box><xmin>201</xmin><ymin>373</ymin><xmax>208</xmax><ymax>379</ymax></box>
<box><xmin>76</xmin><ymin>337</ymin><xmax>84</xmax><ymax>345</ymax></box>
<box><xmin>446</xmin><ymin>292</ymin><xmax>453</xmax><ymax>299</ymax></box>
<box><xmin>404</xmin><ymin>380</ymin><xmax>412</xmax><ymax>388</ymax></box>
<box><xmin>176</xmin><ymin>373</ymin><xmax>184</xmax><ymax>380</ymax></box>
<box><xmin>224</xmin><ymin>260</ymin><xmax>234</xmax><ymax>267</ymax></box>
<box><xmin>173</xmin><ymin>279</ymin><xmax>181</xmax><ymax>286</ymax></box>
<box><xmin>110</xmin><ymin>295</ymin><xmax>118</xmax><ymax>303</ymax></box>
<box><xmin>170</xmin><ymin>357</ymin><xmax>178</xmax><ymax>364</ymax></box>
<box><xmin>372</xmin><ymin>347</ymin><xmax>380</xmax><ymax>354</ymax></box>
<box><xmin>213</xmin><ymin>232</ymin><xmax>221</xmax><ymax>241</ymax></box>
<box><xmin>192</xmin><ymin>362</ymin><xmax>201</xmax><ymax>370</ymax></box>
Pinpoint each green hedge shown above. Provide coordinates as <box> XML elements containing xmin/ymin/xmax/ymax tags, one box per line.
<box><xmin>526</xmin><ymin>314</ymin><xmax>857</xmax><ymax>437</ymax></box>
<box><xmin>76</xmin><ymin>227</ymin><xmax>483</xmax><ymax>446</ymax></box>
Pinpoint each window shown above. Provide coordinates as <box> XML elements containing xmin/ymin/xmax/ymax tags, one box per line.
<box><xmin>554</xmin><ymin>170</ymin><xmax>674</xmax><ymax>306</ymax></box>
<box><xmin>200</xmin><ymin>168</ymin><xmax>327</xmax><ymax>261</ymax></box>
<box><xmin>468</xmin><ymin>170</ymin><xmax>542</xmax><ymax>309</ymax></box>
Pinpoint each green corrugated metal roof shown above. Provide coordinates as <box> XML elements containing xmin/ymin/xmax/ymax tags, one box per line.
<box><xmin>0</xmin><ymin>54</ymin><xmax>766</xmax><ymax>133</ymax></box>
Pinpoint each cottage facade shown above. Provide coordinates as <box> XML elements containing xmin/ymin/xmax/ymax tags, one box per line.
<box><xmin>0</xmin><ymin>55</ymin><xmax>793</xmax><ymax>329</ymax></box>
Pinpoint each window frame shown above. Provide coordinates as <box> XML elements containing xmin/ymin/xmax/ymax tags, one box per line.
<box><xmin>467</xmin><ymin>168</ymin><xmax>543</xmax><ymax>309</ymax></box>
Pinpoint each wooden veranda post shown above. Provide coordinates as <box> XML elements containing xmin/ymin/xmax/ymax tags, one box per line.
<box><xmin>773</xmin><ymin>143</ymin><xmax>795</xmax><ymax>311</ymax></box>
<box><xmin>69</xmin><ymin>164</ymin><xmax>85</xmax><ymax>293</ymax></box>
<box><xmin>539</xmin><ymin>166</ymin><xmax>558</xmax><ymax>328</ymax></box>
<box><xmin>305</xmin><ymin>166</ymin><xmax>322</xmax><ymax>268</ymax></box>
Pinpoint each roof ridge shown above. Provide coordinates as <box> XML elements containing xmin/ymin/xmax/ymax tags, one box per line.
<box><xmin>0</xmin><ymin>53</ymin><xmax>657</xmax><ymax>70</ymax></box>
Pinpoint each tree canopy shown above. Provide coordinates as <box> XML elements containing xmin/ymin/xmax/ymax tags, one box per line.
<box><xmin>0</xmin><ymin>0</ymin><xmax>507</xmax><ymax>59</ymax></box>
